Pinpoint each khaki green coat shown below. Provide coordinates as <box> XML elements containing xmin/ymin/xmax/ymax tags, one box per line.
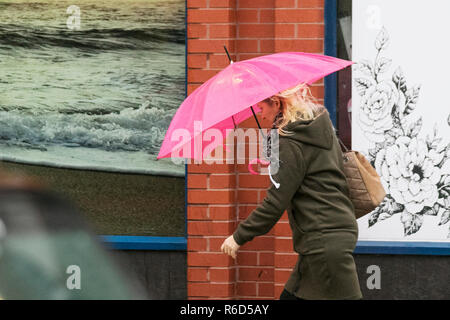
<box><xmin>233</xmin><ymin>109</ymin><xmax>363</xmax><ymax>300</ymax></box>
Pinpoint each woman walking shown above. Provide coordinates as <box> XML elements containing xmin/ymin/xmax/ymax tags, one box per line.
<box><xmin>221</xmin><ymin>83</ymin><xmax>363</xmax><ymax>300</ymax></box>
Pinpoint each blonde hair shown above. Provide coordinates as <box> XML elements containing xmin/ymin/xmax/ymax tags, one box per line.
<box><xmin>263</xmin><ymin>83</ymin><xmax>326</xmax><ymax>136</ymax></box>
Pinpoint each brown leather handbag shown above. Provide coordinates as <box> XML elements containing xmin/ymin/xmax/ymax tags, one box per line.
<box><xmin>337</xmin><ymin>137</ymin><xmax>386</xmax><ymax>219</ymax></box>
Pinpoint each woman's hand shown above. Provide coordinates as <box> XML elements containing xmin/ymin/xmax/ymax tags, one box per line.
<box><xmin>220</xmin><ymin>235</ymin><xmax>240</xmax><ymax>259</ymax></box>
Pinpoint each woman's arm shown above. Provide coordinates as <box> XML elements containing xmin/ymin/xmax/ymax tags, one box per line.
<box><xmin>232</xmin><ymin>138</ymin><xmax>307</xmax><ymax>246</ymax></box>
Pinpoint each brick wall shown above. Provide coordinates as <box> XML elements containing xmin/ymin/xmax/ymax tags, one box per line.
<box><xmin>187</xmin><ymin>0</ymin><xmax>325</xmax><ymax>299</ymax></box>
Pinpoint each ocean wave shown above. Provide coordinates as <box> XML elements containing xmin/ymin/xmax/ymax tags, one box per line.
<box><xmin>0</xmin><ymin>25</ymin><xmax>185</xmax><ymax>50</ymax></box>
<box><xmin>0</xmin><ymin>102</ymin><xmax>176</xmax><ymax>154</ymax></box>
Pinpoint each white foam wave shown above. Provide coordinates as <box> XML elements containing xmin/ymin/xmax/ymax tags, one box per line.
<box><xmin>0</xmin><ymin>102</ymin><xmax>175</xmax><ymax>154</ymax></box>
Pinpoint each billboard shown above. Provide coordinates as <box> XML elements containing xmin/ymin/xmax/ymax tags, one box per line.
<box><xmin>0</xmin><ymin>0</ymin><xmax>186</xmax><ymax>236</ymax></box>
<box><xmin>352</xmin><ymin>0</ymin><xmax>450</xmax><ymax>241</ymax></box>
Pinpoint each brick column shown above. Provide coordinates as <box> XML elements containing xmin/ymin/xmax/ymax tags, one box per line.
<box><xmin>187</xmin><ymin>0</ymin><xmax>325</xmax><ymax>300</ymax></box>
<box><xmin>186</xmin><ymin>0</ymin><xmax>239</xmax><ymax>300</ymax></box>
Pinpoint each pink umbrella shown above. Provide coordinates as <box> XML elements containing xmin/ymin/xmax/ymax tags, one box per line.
<box><xmin>157</xmin><ymin>51</ymin><xmax>353</xmax><ymax>161</ymax></box>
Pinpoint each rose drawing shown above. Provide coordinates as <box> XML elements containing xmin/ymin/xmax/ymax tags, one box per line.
<box><xmin>358</xmin><ymin>81</ymin><xmax>397</xmax><ymax>143</ymax></box>
<box><xmin>354</xmin><ymin>27</ymin><xmax>450</xmax><ymax>238</ymax></box>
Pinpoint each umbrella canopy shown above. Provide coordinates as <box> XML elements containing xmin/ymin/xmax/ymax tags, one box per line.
<box><xmin>157</xmin><ymin>51</ymin><xmax>353</xmax><ymax>161</ymax></box>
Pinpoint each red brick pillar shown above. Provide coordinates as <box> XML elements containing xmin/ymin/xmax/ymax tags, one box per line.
<box><xmin>187</xmin><ymin>0</ymin><xmax>325</xmax><ymax>300</ymax></box>
<box><xmin>186</xmin><ymin>0</ymin><xmax>238</xmax><ymax>300</ymax></box>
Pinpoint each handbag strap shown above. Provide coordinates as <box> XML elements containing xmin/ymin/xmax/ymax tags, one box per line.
<box><xmin>335</xmin><ymin>132</ymin><xmax>349</xmax><ymax>153</ymax></box>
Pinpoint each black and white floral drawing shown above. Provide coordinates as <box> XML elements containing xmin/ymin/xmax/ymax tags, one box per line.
<box><xmin>354</xmin><ymin>27</ymin><xmax>450</xmax><ymax>238</ymax></box>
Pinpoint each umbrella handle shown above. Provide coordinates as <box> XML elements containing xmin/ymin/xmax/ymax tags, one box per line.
<box><xmin>248</xmin><ymin>158</ymin><xmax>281</xmax><ymax>189</ymax></box>
<box><xmin>248</xmin><ymin>158</ymin><xmax>270</xmax><ymax>175</ymax></box>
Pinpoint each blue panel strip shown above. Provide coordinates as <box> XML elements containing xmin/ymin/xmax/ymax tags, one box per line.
<box><xmin>101</xmin><ymin>236</ymin><xmax>187</xmax><ymax>251</ymax></box>
<box><xmin>324</xmin><ymin>0</ymin><xmax>337</xmax><ymax>127</ymax></box>
<box><xmin>355</xmin><ymin>241</ymin><xmax>450</xmax><ymax>256</ymax></box>
<box><xmin>101</xmin><ymin>236</ymin><xmax>450</xmax><ymax>255</ymax></box>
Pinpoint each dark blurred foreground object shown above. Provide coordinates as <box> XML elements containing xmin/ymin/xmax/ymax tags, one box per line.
<box><xmin>0</xmin><ymin>167</ymin><xmax>147</xmax><ymax>299</ymax></box>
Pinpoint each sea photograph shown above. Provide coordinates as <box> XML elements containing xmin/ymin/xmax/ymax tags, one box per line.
<box><xmin>0</xmin><ymin>0</ymin><xmax>186</xmax><ymax>236</ymax></box>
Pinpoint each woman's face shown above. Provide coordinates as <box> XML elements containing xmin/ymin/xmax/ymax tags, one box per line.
<box><xmin>257</xmin><ymin>99</ymin><xmax>280</xmax><ymax>123</ymax></box>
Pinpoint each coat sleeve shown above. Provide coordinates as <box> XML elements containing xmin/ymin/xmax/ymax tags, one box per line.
<box><xmin>233</xmin><ymin>138</ymin><xmax>307</xmax><ymax>246</ymax></box>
